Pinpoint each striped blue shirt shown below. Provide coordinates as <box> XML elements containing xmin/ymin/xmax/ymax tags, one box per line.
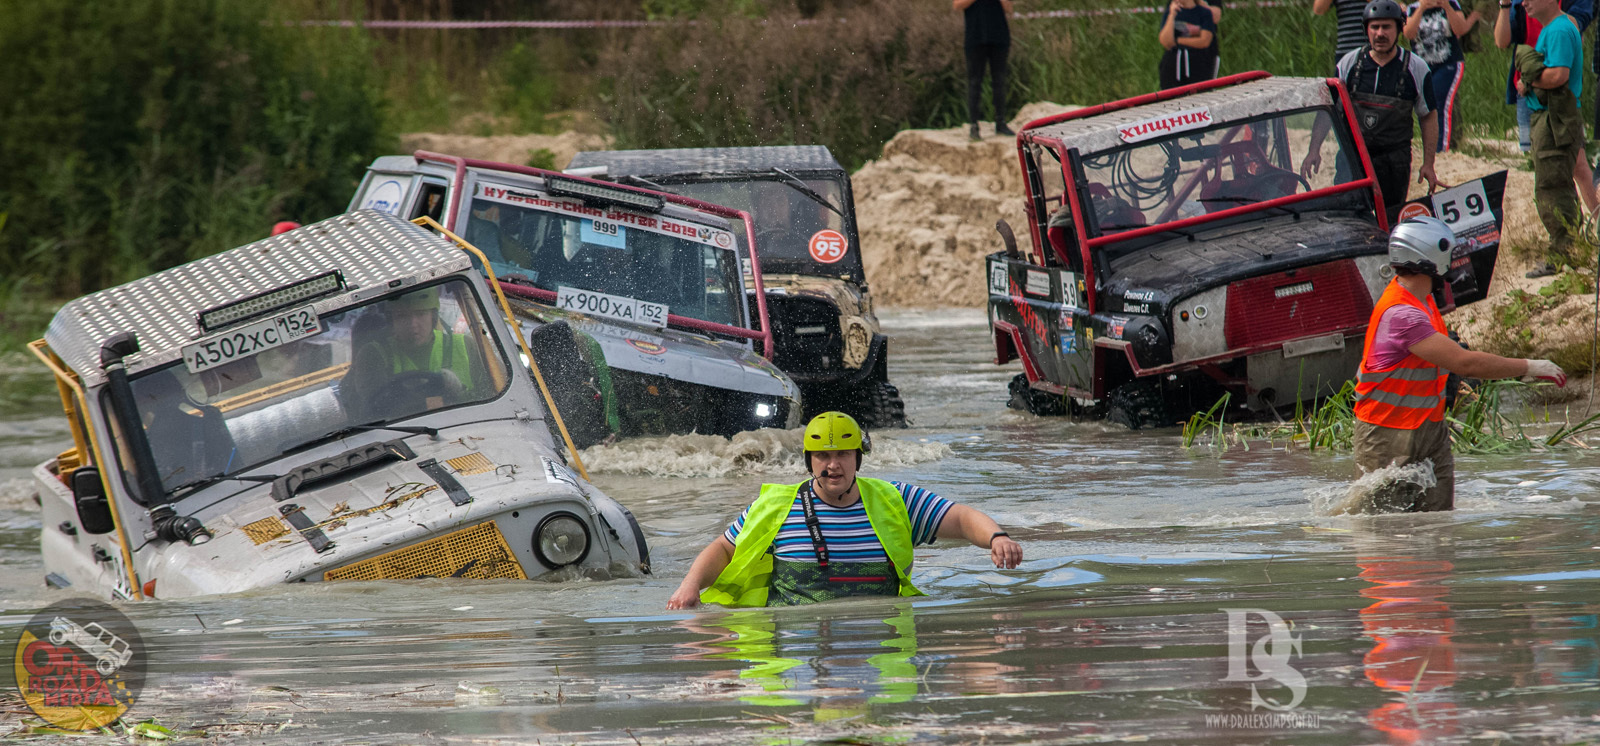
<box><xmin>723</xmin><ymin>481</ymin><xmax>953</xmax><ymax>564</ymax></box>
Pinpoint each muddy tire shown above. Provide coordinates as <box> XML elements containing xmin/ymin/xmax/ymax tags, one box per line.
<box><xmin>527</xmin><ymin>321</ymin><xmax>611</xmax><ymax>450</ymax></box>
<box><xmin>1007</xmin><ymin>373</ymin><xmax>1069</xmax><ymax>416</ymax></box>
<box><xmin>1106</xmin><ymin>378</ymin><xmax>1172</xmax><ymax>430</ymax></box>
<box><xmin>859</xmin><ymin>381</ymin><xmax>908</xmax><ymax>429</ymax></box>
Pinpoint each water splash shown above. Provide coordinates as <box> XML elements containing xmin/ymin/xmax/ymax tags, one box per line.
<box><xmin>579</xmin><ymin>428</ymin><xmax>952</xmax><ymax>478</ymax></box>
<box><xmin>1308</xmin><ymin>461</ymin><xmax>1439</xmax><ymax>516</ymax></box>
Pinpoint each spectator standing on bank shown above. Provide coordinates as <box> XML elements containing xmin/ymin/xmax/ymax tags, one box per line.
<box><xmin>1404</xmin><ymin>0</ymin><xmax>1480</xmax><ymax>152</ymax></box>
<box><xmin>1517</xmin><ymin>0</ymin><xmax>1586</xmax><ymax>277</ymax></box>
<box><xmin>1494</xmin><ymin>0</ymin><xmax>1596</xmax><ymax>213</ymax></box>
<box><xmin>1159</xmin><ymin>0</ymin><xmax>1219</xmax><ymax>89</ymax></box>
<box><xmin>955</xmin><ymin>0</ymin><xmax>1014</xmax><ymax>141</ymax></box>
<box><xmin>1314</xmin><ymin>0</ymin><xmax>1372</xmax><ymax>69</ymax></box>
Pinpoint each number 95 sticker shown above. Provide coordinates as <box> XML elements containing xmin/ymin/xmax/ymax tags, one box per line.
<box><xmin>808</xmin><ymin>229</ymin><xmax>847</xmax><ymax>264</ymax></box>
<box><xmin>1430</xmin><ymin>179</ymin><xmax>1494</xmax><ymax>235</ymax></box>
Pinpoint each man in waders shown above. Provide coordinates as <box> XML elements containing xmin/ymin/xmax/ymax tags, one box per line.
<box><xmin>666</xmin><ymin>412</ymin><xmax>1023</xmax><ymax>608</ymax></box>
<box><xmin>1302</xmin><ymin>0</ymin><xmax>1441</xmax><ymax>211</ymax></box>
<box><xmin>1351</xmin><ymin>217</ymin><xmax>1567</xmax><ymax>512</ymax></box>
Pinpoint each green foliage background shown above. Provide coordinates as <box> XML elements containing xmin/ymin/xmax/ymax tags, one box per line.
<box><xmin>1</xmin><ymin>0</ymin><xmax>1589</xmax><ymax>348</ymax></box>
<box><xmin>0</xmin><ymin>0</ymin><xmax>391</xmax><ymax>300</ymax></box>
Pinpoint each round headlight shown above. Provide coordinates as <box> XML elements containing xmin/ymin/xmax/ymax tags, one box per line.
<box><xmin>534</xmin><ymin>512</ymin><xmax>591</xmax><ymax>568</ymax></box>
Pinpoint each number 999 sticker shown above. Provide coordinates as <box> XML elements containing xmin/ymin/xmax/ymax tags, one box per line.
<box><xmin>1429</xmin><ymin>179</ymin><xmax>1494</xmax><ymax>235</ymax></box>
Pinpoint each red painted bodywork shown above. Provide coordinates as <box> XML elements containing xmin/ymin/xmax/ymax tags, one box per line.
<box><xmin>413</xmin><ymin>150</ymin><xmax>776</xmax><ymax>359</ymax></box>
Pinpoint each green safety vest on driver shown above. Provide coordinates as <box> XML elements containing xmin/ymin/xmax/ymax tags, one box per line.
<box><xmin>389</xmin><ymin>330</ymin><xmax>475</xmax><ymax>390</ymax></box>
<box><xmin>700</xmin><ymin>478</ymin><xmax>925</xmax><ymax>608</ymax></box>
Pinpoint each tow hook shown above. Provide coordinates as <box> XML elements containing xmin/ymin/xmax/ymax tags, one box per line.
<box><xmin>150</xmin><ymin>506</ymin><xmax>213</xmax><ymax>546</ymax></box>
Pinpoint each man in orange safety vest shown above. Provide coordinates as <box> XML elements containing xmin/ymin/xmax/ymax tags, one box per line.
<box><xmin>1352</xmin><ymin>217</ymin><xmax>1567</xmax><ymax>511</ymax></box>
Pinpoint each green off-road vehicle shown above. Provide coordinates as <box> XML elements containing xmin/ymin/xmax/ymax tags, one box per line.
<box><xmin>568</xmin><ymin>147</ymin><xmax>907</xmax><ymax>428</ymax></box>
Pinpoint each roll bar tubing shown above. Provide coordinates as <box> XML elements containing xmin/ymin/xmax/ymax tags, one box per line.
<box><xmin>413</xmin><ymin>151</ymin><xmax>775</xmax><ymax>358</ymax></box>
<box><xmin>1015</xmin><ymin>72</ymin><xmax>1387</xmax><ymax>313</ymax></box>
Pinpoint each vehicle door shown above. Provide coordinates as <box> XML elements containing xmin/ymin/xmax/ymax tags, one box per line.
<box><xmin>1033</xmin><ymin>143</ymin><xmax>1094</xmax><ymax>394</ymax></box>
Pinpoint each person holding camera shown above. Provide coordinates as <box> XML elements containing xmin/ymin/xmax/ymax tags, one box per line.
<box><xmin>1159</xmin><ymin>0</ymin><xmax>1220</xmax><ymax>89</ymax></box>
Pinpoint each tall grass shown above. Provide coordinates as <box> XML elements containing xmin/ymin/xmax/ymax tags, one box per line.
<box><xmin>0</xmin><ymin>0</ymin><xmax>392</xmax><ymax>301</ymax></box>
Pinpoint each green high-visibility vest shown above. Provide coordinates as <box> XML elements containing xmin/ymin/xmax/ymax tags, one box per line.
<box><xmin>390</xmin><ymin>330</ymin><xmax>475</xmax><ymax>390</ymax></box>
<box><xmin>700</xmin><ymin>477</ymin><xmax>925</xmax><ymax>607</ymax></box>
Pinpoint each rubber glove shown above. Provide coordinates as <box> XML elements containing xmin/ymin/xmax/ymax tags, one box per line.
<box><xmin>1524</xmin><ymin>359</ymin><xmax>1567</xmax><ymax>387</ymax></box>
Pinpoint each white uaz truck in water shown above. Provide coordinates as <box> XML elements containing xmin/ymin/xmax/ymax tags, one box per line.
<box><xmin>30</xmin><ymin>210</ymin><xmax>649</xmax><ymax>599</ymax></box>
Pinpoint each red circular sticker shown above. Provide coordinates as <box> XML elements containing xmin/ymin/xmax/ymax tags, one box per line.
<box><xmin>1398</xmin><ymin>203</ymin><xmax>1433</xmax><ymax>221</ymax></box>
<box><xmin>808</xmin><ymin>229</ymin><xmax>848</xmax><ymax>264</ymax></box>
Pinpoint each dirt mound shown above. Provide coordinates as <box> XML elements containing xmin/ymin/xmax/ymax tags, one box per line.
<box><xmin>853</xmin><ymin>103</ymin><xmax>1075</xmax><ymax>308</ymax></box>
<box><xmin>399</xmin><ymin>130</ymin><xmax>609</xmax><ymax>171</ymax></box>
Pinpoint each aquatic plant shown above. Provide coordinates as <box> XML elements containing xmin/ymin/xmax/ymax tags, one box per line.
<box><xmin>1182</xmin><ymin>379</ymin><xmax>1591</xmax><ymax>454</ymax></box>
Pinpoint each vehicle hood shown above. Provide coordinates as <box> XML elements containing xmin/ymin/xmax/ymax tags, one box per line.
<box><xmin>151</xmin><ymin>418</ymin><xmax>601</xmax><ymax>594</ymax></box>
<box><xmin>1103</xmin><ymin>213</ymin><xmax>1387</xmax><ymax>307</ymax></box>
<box><xmin>555</xmin><ymin>317</ymin><xmax>796</xmax><ymax>399</ymax></box>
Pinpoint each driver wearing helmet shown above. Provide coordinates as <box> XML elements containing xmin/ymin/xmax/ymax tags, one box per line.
<box><xmin>1302</xmin><ymin>0</ymin><xmax>1442</xmax><ymax>211</ymax></box>
<box><xmin>667</xmin><ymin>412</ymin><xmax>1022</xmax><ymax>608</ymax></box>
<box><xmin>345</xmin><ymin>286</ymin><xmax>477</xmax><ymax>421</ymax></box>
<box><xmin>1348</xmin><ymin>217</ymin><xmax>1566</xmax><ymax>513</ymax></box>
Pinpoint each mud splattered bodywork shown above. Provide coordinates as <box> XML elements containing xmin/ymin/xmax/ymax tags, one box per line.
<box><xmin>988</xmin><ymin>73</ymin><xmax>1505</xmax><ymax>427</ymax></box>
<box><xmin>567</xmin><ymin>146</ymin><xmax>907</xmax><ymax>428</ymax></box>
<box><xmin>32</xmin><ymin>211</ymin><xmax>649</xmax><ymax>599</ymax></box>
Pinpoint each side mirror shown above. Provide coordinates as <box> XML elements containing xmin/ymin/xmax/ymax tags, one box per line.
<box><xmin>69</xmin><ymin>467</ymin><xmax>116</xmax><ymax>535</ymax></box>
<box><xmin>995</xmin><ymin>220</ymin><xmax>1020</xmax><ymax>259</ymax></box>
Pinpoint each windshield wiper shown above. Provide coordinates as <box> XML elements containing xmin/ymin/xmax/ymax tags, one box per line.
<box><xmin>336</xmin><ymin>422</ymin><xmax>440</xmax><ymax>438</ymax></box>
<box><xmin>620</xmin><ymin>174</ymin><xmax>670</xmax><ymax>192</ymax></box>
<box><xmin>168</xmin><ymin>473</ymin><xmax>280</xmax><ymax>501</ymax></box>
<box><xmin>770</xmin><ymin>168</ymin><xmax>846</xmax><ymax>219</ymax></box>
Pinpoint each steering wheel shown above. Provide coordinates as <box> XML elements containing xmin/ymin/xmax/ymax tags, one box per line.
<box><xmin>365</xmin><ymin>370</ymin><xmax>450</xmax><ymax>418</ymax></box>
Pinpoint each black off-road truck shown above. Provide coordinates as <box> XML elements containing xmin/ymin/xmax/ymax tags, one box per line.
<box><xmin>989</xmin><ymin>72</ymin><xmax>1506</xmax><ymax>428</ymax></box>
<box><xmin>567</xmin><ymin>146</ymin><xmax>907</xmax><ymax>429</ymax></box>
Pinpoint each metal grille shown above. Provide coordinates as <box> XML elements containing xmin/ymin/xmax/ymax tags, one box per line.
<box><xmin>445</xmin><ymin>453</ymin><xmax>495</xmax><ymax>475</ymax></box>
<box><xmin>241</xmin><ymin>516</ymin><xmax>290</xmax><ymax>545</ymax></box>
<box><xmin>44</xmin><ymin>210</ymin><xmax>472</xmax><ymax>387</ymax></box>
<box><xmin>322</xmin><ymin>521</ymin><xmax>527</xmax><ymax>582</ymax></box>
<box><xmin>1224</xmin><ymin>260</ymin><xmax>1373</xmax><ymax>350</ymax></box>
<box><xmin>569</xmin><ymin>145</ymin><xmax>844</xmax><ymax>177</ymax></box>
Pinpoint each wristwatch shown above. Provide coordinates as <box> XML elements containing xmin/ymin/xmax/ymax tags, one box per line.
<box><xmin>991</xmin><ymin>531</ymin><xmax>1010</xmax><ymax>542</ymax></box>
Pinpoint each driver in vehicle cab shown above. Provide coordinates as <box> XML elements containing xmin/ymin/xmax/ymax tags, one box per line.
<box><xmin>344</xmin><ymin>287</ymin><xmax>478</xmax><ymax>421</ymax></box>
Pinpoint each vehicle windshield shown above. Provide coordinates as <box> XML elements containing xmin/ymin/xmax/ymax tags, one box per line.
<box><xmin>111</xmin><ymin>280</ymin><xmax>510</xmax><ymax>498</ymax></box>
<box><xmin>660</xmin><ymin>177</ymin><xmax>861</xmax><ymax>279</ymax></box>
<box><xmin>1078</xmin><ymin>108</ymin><xmax>1361</xmax><ymax>236</ymax></box>
<box><xmin>462</xmin><ymin>182</ymin><xmax>746</xmax><ymax>329</ymax></box>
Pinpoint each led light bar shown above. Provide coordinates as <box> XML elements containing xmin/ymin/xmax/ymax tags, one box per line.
<box><xmin>197</xmin><ymin>270</ymin><xmax>345</xmax><ymax>332</ymax></box>
<box><xmin>1273</xmin><ymin>281</ymin><xmax>1314</xmax><ymax>300</ymax></box>
<box><xmin>545</xmin><ymin>175</ymin><xmax>665</xmax><ymax>213</ymax></box>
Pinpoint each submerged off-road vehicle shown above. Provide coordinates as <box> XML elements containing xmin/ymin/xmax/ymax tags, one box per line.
<box><xmin>989</xmin><ymin>73</ymin><xmax>1506</xmax><ymax>427</ymax></box>
<box><xmin>30</xmin><ymin>210</ymin><xmax>649</xmax><ymax>599</ymax></box>
<box><xmin>351</xmin><ymin>153</ymin><xmax>801</xmax><ymax>448</ymax></box>
<box><xmin>566</xmin><ymin>146</ymin><xmax>907</xmax><ymax>428</ymax></box>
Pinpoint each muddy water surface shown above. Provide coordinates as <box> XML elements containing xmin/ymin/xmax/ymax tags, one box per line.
<box><xmin>0</xmin><ymin>310</ymin><xmax>1597</xmax><ymax>744</ymax></box>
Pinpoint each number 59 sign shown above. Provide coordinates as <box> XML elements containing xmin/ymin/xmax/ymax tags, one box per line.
<box><xmin>808</xmin><ymin>229</ymin><xmax>848</xmax><ymax>264</ymax></box>
<box><xmin>1429</xmin><ymin>179</ymin><xmax>1494</xmax><ymax>235</ymax></box>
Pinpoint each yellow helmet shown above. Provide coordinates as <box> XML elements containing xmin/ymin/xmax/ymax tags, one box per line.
<box><xmin>803</xmin><ymin>412</ymin><xmax>871</xmax><ymax>454</ymax></box>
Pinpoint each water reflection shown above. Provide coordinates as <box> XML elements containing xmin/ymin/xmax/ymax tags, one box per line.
<box><xmin>674</xmin><ymin>603</ymin><xmax>921</xmax><ymax>710</ymax></box>
<box><xmin>1355</xmin><ymin>536</ymin><xmax>1458</xmax><ymax>744</ymax></box>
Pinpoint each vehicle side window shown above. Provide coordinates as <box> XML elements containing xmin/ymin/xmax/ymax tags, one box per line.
<box><xmin>1033</xmin><ymin>145</ymin><xmax>1078</xmax><ymax>269</ymax></box>
<box><xmin>411</xmin><ymin>181</ymin><xmax>449</xmax><ymax>223</ymax></box>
